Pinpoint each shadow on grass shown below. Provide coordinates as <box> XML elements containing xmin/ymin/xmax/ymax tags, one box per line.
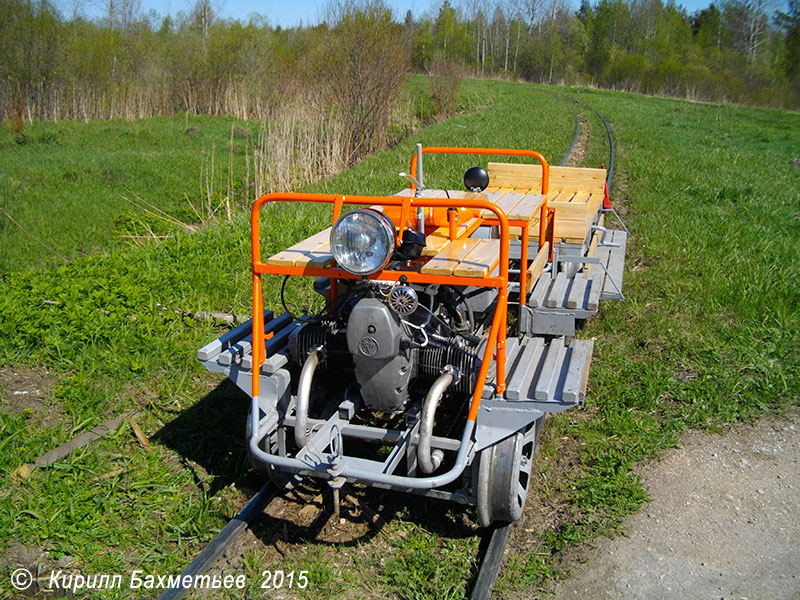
<box><xmin>152</xmin><ymin>379</ymin><xmax>253</xmax><ymax>497</ymax></box>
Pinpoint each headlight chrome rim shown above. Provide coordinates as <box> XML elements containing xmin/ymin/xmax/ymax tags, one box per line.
<box><xmin>330</xmin><ymin>208</ymin><xmax>396</xmax><ymax>276</ymax></box>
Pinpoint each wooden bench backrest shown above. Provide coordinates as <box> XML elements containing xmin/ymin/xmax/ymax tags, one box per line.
<box><xmin>487</xmin><ymin>162</ymin><xmax>606</xmax><ymax>194</ymax></box>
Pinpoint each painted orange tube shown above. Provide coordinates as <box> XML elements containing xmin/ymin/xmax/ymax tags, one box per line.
<box><xmin>251</xmin><ymin>272</ymin><xmax>263</xmax><ymax>398</ymax></box>
<box><xmin>539</xmin><ymin>203</ymin><xmax>547</xmax><ymax>249</ymax></box>
<box><xmin>250</xmin><ymin>192</ymin><xmax>510</xmax><ymax>416</ymax></box>
<box><xmin>409</xmin><ymin>147</ymin><xmax>550</xmax><ymax>196</ymax></box>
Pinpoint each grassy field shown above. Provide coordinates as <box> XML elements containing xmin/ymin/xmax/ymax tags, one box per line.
<box><xmin>1</xmin><ymin>79</ymin><xmax>798</xmax><ymax>599</ymax></box>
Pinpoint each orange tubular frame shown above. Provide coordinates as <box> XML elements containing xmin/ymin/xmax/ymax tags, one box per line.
<box><xmin>250</xmin><ymin>192</ymin><xmax>511</xmax><ymax>422</ymax></box>
<box><xmin>409</xmin><ymin>147</ymin><xmax>551</xmax><ymax>306</ymax></box>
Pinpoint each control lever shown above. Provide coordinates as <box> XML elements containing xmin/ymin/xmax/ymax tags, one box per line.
<box><xmin>399</xmin><ymin>172</ymin><xmax>424</xmax><ymax>195</ymax></box>
<box><xmin>592</xmin><ymin>225</ymin><xmax>620</xmax><ymax>247</ymax></box>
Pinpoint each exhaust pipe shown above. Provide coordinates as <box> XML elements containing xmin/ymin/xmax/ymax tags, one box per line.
<box><xmin>418</xmin><ymin>365</ymin><xmax>457</xmax><ymax>474</ymax></box>
<box><xmin>295</xmin><ymin>345</ymin><xmax>324</xmax><ymax>448</ymax></box>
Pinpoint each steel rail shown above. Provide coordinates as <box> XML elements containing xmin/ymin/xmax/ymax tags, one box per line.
<box><xmin>469</xmin><ymin>522</ymin><xmax>513</xmax><ymax>600</ymax></box>
<box><xmin>158</xmin><ymin>482</ymin><xmax>275</xmax><ymax>600</ymax></box>
<box><xmin>559</xmin><ymin>108</ymin><xmax>581</xmax><ymax>166</ymax></box>
<box><xmin>561</xmin><ymin>94</ymin><xmax>615</xmax><ymax>185</ymax></box>
<box><xmin>580</xmin><ymin>100</ymin><xmax>615</xmax><ymax>185</ymax></box>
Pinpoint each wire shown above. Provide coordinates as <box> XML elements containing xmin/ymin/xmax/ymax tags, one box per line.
<box><xmin>280</xmin><ymin>276</ymin><xmax>356</xmax><ymax>322</ymax></box>
<box><xmin>447</xmin><ymin>285</ymin><xmax>476</xmax><ymax>334</ymax></box>
<box><xmin>401</xmin><ymin>319</ymin><xmax>429</xmax><ymax>347</ymax></box>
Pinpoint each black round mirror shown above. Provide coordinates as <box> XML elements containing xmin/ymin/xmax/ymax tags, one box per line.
<box><xmin>464</xmin><ymin>166</ymin><xmax>489</xmax><ymax>192</ymax></box>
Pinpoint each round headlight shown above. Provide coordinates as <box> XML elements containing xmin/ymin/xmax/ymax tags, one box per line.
<box><xmin>330</xmin><ymin>209</ymin><xmax>395</xmax><ymax>276</ymax></box>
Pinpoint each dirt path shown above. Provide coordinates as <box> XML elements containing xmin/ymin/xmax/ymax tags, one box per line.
<box><xmin>547</xmin><ymin>409</ymin><xmax>800</xmax><ymax>600</ymax></box>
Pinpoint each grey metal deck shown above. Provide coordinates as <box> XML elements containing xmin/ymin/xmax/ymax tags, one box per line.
<box><xmin>482</xmin><ymin>335</ymin><xmax>594</xmax><ymax>411</ymax></box>
<box><xmin>525</xmin><ymin>228</ymin><xmax>627</xmax><ymax>318</ymax></box>
<box><xmin>197</xmin><ymin>313</ymin><xmax>294</xmax><ymax>396</ymax></box>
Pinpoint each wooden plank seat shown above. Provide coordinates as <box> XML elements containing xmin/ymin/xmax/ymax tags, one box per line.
<box><xmin>423</xmin><ymin>216</ymin><xmax>481</xmax><ymax>256</ymax></box>
<box><xmin>420</xmin><ymin>239</ymin><xmax>500</xmax><ymax>278</ymax></box>
<box><xmin>487</xmin><ymin>162</ymin><xmax>606</xmax><ymax>244</ymax></box>
<box><xmin>266</xmin><ymin>227</ymin><xmax>334</xmax><ymax>268</ymax></box>
<box><xmin>478</xmin><ymin>190</ymin><xmax>546</xmax><ymax>221</ymax></box>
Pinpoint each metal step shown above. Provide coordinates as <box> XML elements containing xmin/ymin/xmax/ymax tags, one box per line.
<box><xmin>526</xmin><ymin>271</ymin><xmax>602</xmax><ymax>321</ymax></box>
<box><xmin>197</xmin><ymin>314</ymin><xmax>296</xmax><ymax>397</ymax></box>
<box><xmin>496</xmin><ymin>336</ymin><xmax>595</xmax><ymax>411</ymax></box>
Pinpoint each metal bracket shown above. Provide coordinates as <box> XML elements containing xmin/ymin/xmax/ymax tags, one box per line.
<box><xmin>558</xmin><ymin>255</ymin><xmax>625</xmax><ymax>302</ymax></box>
<box><xmin>475</xmin><ymin>401</ymin><xmax>544</xmax><ymax>452</ymax></box>
<box><xmin>591</xmin><ymin>225</ymin><xmax>620</xmax><ymax>248</ymax></box>
<box><xmin>520</xmin><ymin>305</ymin><xmax>575</xmax><ymax>336</ymax></box>
<box><xmin>602</xmin><ymin>208</ymin><xmax>629</xmax><ymax>234</ymax></box>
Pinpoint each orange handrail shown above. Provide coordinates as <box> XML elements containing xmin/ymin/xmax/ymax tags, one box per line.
<box><xmin>250</xmin><ymin>192</ymin><xmax>511</xmax><ymax>423</ymax></box>
<box><xmin>408</xmin><ymin>146</ymin><xmax>550</xmax><ymax>196</ymax></box>
<box><xmin>407</xmin><ymin>147</ymin><xmax>552</xmax><ymax>305</ymax></box>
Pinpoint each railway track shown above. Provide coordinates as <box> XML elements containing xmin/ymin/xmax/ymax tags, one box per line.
<box><xmin>161</xmin><ymin>94</ymin><xmax>616</xmax><ymax>600</ymax></box>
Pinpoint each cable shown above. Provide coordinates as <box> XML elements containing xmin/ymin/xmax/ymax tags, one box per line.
<box><xmin>280</xmin><ymin>275</ymin><xmax>355</xmax><ymax>322</ymax></box>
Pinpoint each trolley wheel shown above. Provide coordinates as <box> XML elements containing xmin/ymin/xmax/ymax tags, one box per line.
<box><xmin>476</xmin><ymin>418</ymin><xmax>541</xmax><ymax>527</ymax></box>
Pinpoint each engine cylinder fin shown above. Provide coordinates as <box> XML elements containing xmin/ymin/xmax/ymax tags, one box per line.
<box><xmin>419</xmin><ymin>339</ymin><xmax>479</xmax><ymax>394</ymax></box>
<box><xmin>289</xmin><ymin>322</ymin><xmax>351</xmax><ymax>368</ymax></box>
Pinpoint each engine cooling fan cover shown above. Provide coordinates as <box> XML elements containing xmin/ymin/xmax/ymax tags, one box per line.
<box><xmin>388</xmin><ymin>286</ymin><xmax>419</xmax><ymax>315</ymax></box>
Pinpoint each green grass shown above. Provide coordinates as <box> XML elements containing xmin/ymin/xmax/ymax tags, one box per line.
<box><xmin>495</xmin><ymin>88</ymin><xmax>800</xmax><ymax>594</ymax></box>
<box><xmin>0</xmin><ymin>79</ymin><xmax>798</xmax><ymax>598</ymax></box>
<box><xmin>0</xmin><ymin>114</ymin><xmax>264</xmax><ymax>272</ymax></box>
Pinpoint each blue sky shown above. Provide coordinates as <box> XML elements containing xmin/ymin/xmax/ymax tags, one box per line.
<box><xmin>78</xmin><ymin>0</ymin><xmax>731</xmax><ymax>29</ymax></box>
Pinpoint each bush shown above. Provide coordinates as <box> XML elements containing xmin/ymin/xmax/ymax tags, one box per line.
<box><xmin>308</xmin><ymin>0</ymin><xmax>410</xmax><ymax>165</ymax></box>
<box><xmin>428</xmin><ymin>52</ymin><xmax>464</xmax><ymax>118</ymax></box>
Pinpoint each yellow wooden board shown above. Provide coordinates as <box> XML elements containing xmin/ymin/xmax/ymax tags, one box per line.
<box><xmin>554</xmin><ymin>219</ymin><xmax>594</xmax><ymax>240</ymax></box>
<box><xmin>526</xmin><ymin>242</ymin><xmax>550</xmax><ymax>293</ymax></box>
<box><xmin>549</xmin><ymin>202</ymin><xmax>592</xmax><ymax>220</ymax></box>
<box><xmin>420</xmin><ymin>238</ymin><xmax>481</xmax><ymax>275</ymax></box>
<box><xmin>423</xmin><ymin>217</ymin><xmax>481</xmax><ymax>256</ymax></box>
<box><xmin>477</xmin><ymin>190</ymin><xmax>508</xmax><ymax>217</ymax></box>
<box><xmin>266</xmin><ymin>227</ymin><xmax>332</xmax><ymax>267</ymax></box>
<box><xmin>587</xmin><ymin>192</ymin><xmax>603</xmax><ymax>215</ymax></box>
<box><xmin>570</xmin><ymin>190</ymin><xmax>590</xmax><ymax>204</ymax></box>
<box><xmin>507</xmin><ymin>193</ymin><xmax>546</xmax><ymax>221</ymax></box>
<box><xmin>488</xmin><ymin>162</ymin><xmax>606</xmax><ymax>194</ymax></box>
<box><xmin>304</xmin><ymin>246</ymin><xmax>334</xmax><ymax>268</ymax></box>
<box><xmin>546</xmin><ymin>190</ymin><xmax>569</xmax><ymax>202</ymax></box>
<box><xmin>488</xmin><ymin>162</ymin><xmax>606</xmax><ymax>182</ymax></box>
<box><xmin>421</xmin><ymin>233</ymin><xmax>451</xmax><ymax>257</ymax></box>
<box><xmin>481</xmin><ymin>192</ymin><xmax>524</xmax><ymax>219</ymax></box>
<box><xmin>453</xmin><ymin>239</ymin><xmax>500</xmax><ymax>277</ymax></box>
